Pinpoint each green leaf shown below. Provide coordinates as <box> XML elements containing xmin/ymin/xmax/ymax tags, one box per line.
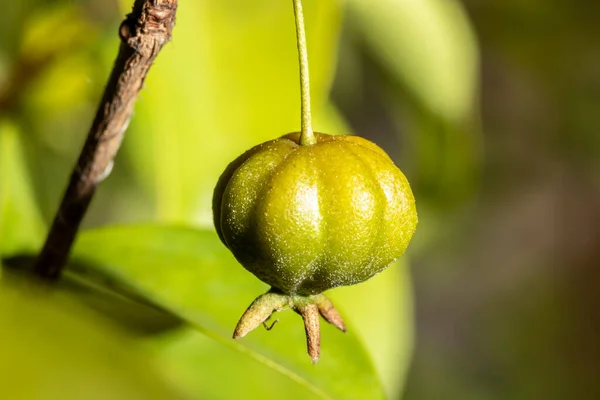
<box><xmin>329</xmin><ymin>261</ymin><xmax>414</xmax><ymax>397</ymax></box>
<box><xmin>348</xmin><ymin>0</ymin><xmax>478</xmax><ymax>122</ymax></box>
<box><xmin>0</xmin><ymin>119</ymin><xmax>45</xmax><ymax>255</ymax></box>
<box><xmin>122</xmin><ymin>0</ymin><xmax>344</xmax><ymax>224</ymax></box>
<box><xmin>347</xmin><ymin>0</ymin><xmax>481</xmax><ymax>206</ymax></box>
<box><xmin>70</xmin><ymin>225</ymin><xmax>387</xmax><ymax>399</ymax></box>
<box><xmin>0</xmin><ymin>276</ymin><xmax>184</xmax><ymax>399</ymax></box>
<box><xmin>144</xmin><ymin>264</ymin><xmax>412</xmax><ymax>400</ymax></box>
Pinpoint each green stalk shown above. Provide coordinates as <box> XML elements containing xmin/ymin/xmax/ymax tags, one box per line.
<box><xmin>293</xmin><ymin>0</ymin><xmax>316</xmax><ymax>146</ymax></box>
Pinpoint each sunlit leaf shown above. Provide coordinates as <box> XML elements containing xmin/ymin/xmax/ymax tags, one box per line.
<box><xmin>146</xmin><ymin>327</ymin><xmax>324</xmax><ymax>400</ymax></box>
<box><xmin>70</xmin><ymin>225</ymin><xmax>387</xmax><ymax>399</ymax></box>
<box><xmin>348</xmin><ymin>0</ymin><xmax>478</xmax><ymax>122</ymax></box>
<box><xmin>330</xmin><ymin>262</ymin><xmax>414</xmax><ymax>397</ymax></box>
<box><xmin>123</xmin><ymin>0</ymin><xmax>344</xmax><ymax>224</ymax></box>
<box><xmin>143</xmin><ymin>264</ymin><xmax>412</xmax><ymax>400</ymax></box>
<box><xmin>0</xmin><ymin>119</ymin><xmax>45</xmax><ymax>255</ymax></box>
<box><xmin>0</xmin><ymin>276</ymin><xmax>184</xmax><ymax>400</ymax></box>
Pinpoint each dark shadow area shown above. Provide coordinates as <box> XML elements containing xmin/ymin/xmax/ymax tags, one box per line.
<box><xmin>3</xmin><ymin>255</ymin><xmax>184</xmax><ymax>336</ymax></box>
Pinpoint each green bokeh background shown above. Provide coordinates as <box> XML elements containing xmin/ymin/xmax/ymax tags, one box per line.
<box><xmin>2</xmin><ymin>0</ymin><xmax>598</xmax><ymax>399</ymax></box>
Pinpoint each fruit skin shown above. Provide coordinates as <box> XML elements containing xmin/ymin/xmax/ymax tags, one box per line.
<box><xmin>213</xmin><ymin>132</ymin><xmax>417</xmax><ymax>296</ymax></box>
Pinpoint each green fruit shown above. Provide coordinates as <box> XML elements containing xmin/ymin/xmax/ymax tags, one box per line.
<box><xmin>213</xmin><ymin>132</ymin><xmax>417</xmax><ymax>363</ymax></box>
<box><xmin>213</xmin><ymin>132</ymin><xmax>417</xmax><ymax>296</ymax></box>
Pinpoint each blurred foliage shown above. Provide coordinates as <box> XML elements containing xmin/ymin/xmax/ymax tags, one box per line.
<box><xmin>403</xmin><ymin>1</ymin><xmax>600</xmax><ymax>400</ymax></box>
<box><xmin>0</xmin><ymin>0</ymin><xmax>480</xmax><ymax>399</ymax></box>
<box><xmin>0</xmin><ymin>276</ymin><xmax>183</xmax><ymax>399</ymax></box>
<box><xmin>343</xmin><ymin>0</ymin><xmax>481</xmax><ymax>210</ymax></box>
<box><xmin>349</xmin><ymin>0</ymin><xmax>477</xmax><ymax>122</ymax></box>
<box><xmin>0</xmin><ymin>119</ymin><xmax>45</xmax><ymax>255</ymax></box>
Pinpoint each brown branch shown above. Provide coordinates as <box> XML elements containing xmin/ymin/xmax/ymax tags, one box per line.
<box><xmin>34</xmin><ymin>0</ymin><xmax>178</xmax><ymax>280</ymax></box>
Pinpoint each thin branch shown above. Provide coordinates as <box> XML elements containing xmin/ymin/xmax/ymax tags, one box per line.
<box><xmin>34</xmin><ymin>0</ymin><xmax>178</xmax><ymax>279</ymax></box>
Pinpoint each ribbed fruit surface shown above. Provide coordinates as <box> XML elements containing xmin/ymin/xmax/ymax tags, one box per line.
<box><xmin>213</xmin><ymin>132</ymin><xmax>417</xmax><ymax>295</ymax></box>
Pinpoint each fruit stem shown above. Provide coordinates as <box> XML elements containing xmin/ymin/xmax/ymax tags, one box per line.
<box><xmin>293</xmin><ymin>0</ymin><xmax>316</xmax><ymax>146</ymax></box>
